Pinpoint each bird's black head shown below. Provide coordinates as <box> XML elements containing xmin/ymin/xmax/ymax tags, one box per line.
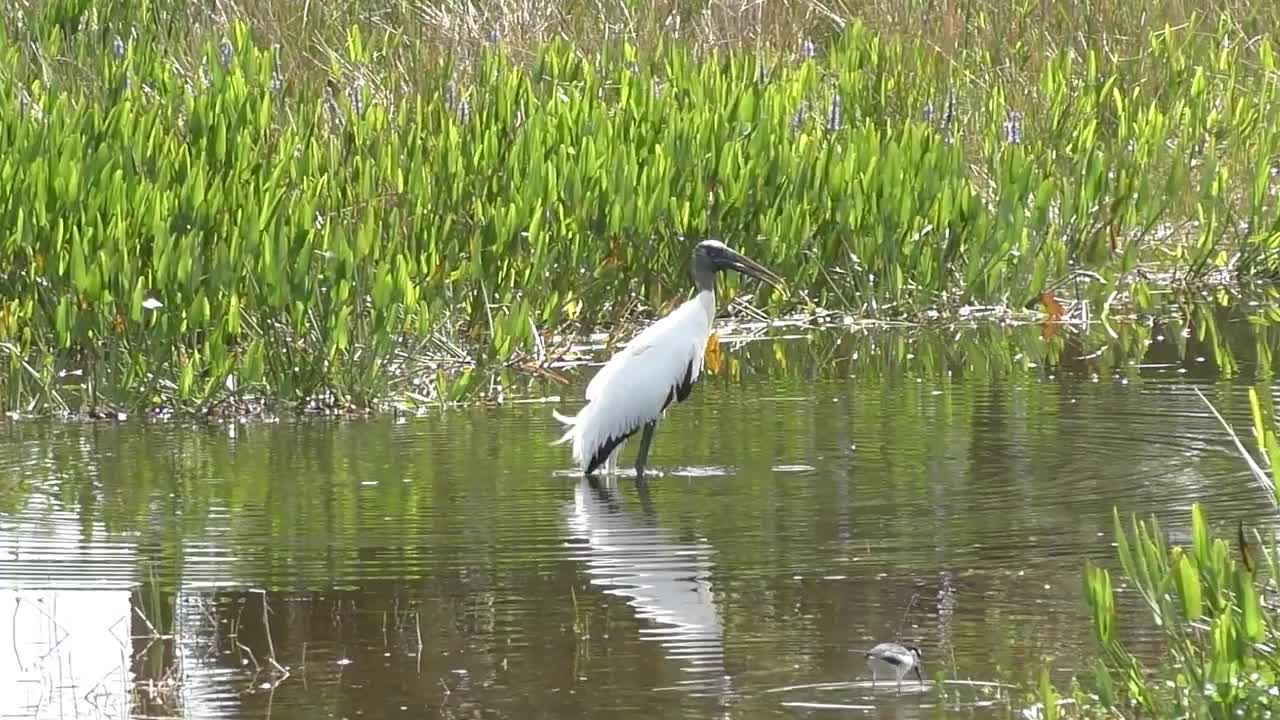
<box><xmin>906</xmin><ymin>644</ymin><xmax>923</xmax><ymax>660</ymax></box>
<box><xmin>690</xmin><ymin>239</ymin><xmax>784</xmax><ymax>293</ymax></box>
<box><xmin>906</xmin><ymin>644</ymin><xmax>925</xmax><ymax>683</ymax></box>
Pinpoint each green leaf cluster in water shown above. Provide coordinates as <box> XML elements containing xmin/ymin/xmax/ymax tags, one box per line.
<box><xmin>1042</xmin><ymin>504</ymin><xmax>1280</xmax><ymax>718</ymax></box>
<box><xmin>1</xmin><ymin>5</ymin><xmax>1280</xmax><ymax>414</ymax></box>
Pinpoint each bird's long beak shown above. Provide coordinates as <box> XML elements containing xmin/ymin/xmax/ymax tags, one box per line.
<box><xmin>724</xmin><ymin>248</ymin><xmax>784</xmax><ymax>290</ymax></box>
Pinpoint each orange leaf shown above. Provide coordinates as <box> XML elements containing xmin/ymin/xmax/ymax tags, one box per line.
<box><xmin>1040</xmin><ymin>291</ymin><xmax>1065</xmax><ymax>321</ymax></box>
<box><xmin>602</xmin><ymin>236</ymin><xmax>624</xmax><ymax>268</ymax></box>
<box><xmin>705</xmin><ymin>332</ymin><xmax>722</xmax><ymax>374</ymax></box>
<box><xmin>1040</xmin><ymin>290</ymin><xmax>1065</xmax><ymax>340</ymax></box>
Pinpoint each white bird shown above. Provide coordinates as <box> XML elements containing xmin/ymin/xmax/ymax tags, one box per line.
<box><xmin>553</xmin><ymin>239</ymin><xmax>783</xmax><ymax>478</ymax></box>
<box><xmin>863</xmin><ymin>642</ymin><xmax>924</xmax><ymax>692</ymax></box>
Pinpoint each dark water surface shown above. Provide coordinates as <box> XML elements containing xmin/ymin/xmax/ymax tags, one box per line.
<box><xmin>3</xmin><ymin>305</ymin><xmax>1280</xmax><ymax>719</ymax></box>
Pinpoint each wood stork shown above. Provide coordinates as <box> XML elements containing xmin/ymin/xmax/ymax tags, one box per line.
<box><xmin>553</xmin><ymin>239</ymin><xmax>783</xmax><ymax>478</ymax></box>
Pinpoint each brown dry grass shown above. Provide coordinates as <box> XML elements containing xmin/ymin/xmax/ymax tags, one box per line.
<box><xmin>7</xmin><ymin>0</ymin><xmax>1279</xmax><ymax>94</ymax></box>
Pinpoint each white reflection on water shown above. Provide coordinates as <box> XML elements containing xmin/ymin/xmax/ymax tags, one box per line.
<box><xmin>0</xmin><ymin>496</ymin><xmax>137</xmax><ymax>720</ymax></box>
<box><xmin>564</xmin><ymin>477</ymin><xmax>732</xmax><ymax>699</ymax></box>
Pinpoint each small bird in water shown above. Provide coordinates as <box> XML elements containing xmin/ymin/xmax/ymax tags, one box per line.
<box><xmin>863</xmin><ymin>642</ymin><xmax>924</xmax><ymax>693</ymax></box>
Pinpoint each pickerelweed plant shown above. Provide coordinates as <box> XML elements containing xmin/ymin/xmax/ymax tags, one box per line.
<box><xmin>1022</xmin><ymin>504</ymin><xmax>1280</xmax><ymax>720</ymax></box>
<box><xmin>2</xmin><ymin>4</ymin><xmax>1280</xmax><ymax>414</ymax></box>
<box><xmin>1027</xmin><ymin>390</ymin><xmax>1280</xmax><ymax>719</ymax></box>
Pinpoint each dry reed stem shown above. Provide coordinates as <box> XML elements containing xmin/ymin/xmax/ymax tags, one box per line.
<box><xmin>1193</xmin><ymin>387</ymin><xmax>1278</xmax><ymax>506</ymax></box>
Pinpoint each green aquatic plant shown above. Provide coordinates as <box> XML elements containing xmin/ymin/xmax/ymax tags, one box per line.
<box><xmin>1</xmin><ymin>4</ymin><xmax>1280</xmax><ymax>414</ymax></box>
<box><xmin>1248</xmin><ymin>388</ymin><xmax>1280</xmax><ymax>501</ymax></box>
<box><xmin>1026</xmin><ymin>506</ymin><xmax>1280</xmax><ymax>719</ymax></box>
<box><xmin>1026</xmin><ymin>370</ymin><xmax>1280</xmax><ymax>717</ymax></box>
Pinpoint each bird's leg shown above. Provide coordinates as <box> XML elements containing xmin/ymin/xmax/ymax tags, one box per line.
<box><xmin>605</xmin><ymin>442</ymin><xmax>623</xmax><ymax>476</ymax></box>
<box><xmin>634</xmin><ymin>475</ymin><xmax>655</xmax><ymax>514</ymax></box>
<box><xmin>634</xmin><ymin>422</ymin><xmax>657</xmax><ymax>477</ymax></box>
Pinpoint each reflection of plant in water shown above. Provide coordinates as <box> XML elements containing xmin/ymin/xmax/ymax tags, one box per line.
<box><xmin>0</xmin><ymin>474</ymin><xmax>29</xmax><ymax>515</ymax></box>
<box><xmin>724</xmin><ymin>294</ymin><xmax>1279</xmax><ymax>387</ymax></box>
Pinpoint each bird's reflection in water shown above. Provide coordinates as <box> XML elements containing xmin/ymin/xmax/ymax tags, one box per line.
<box><xmin>564</xmin><ymin>477</ymin><xmax>732</xmax><ymax>701</ymax></box>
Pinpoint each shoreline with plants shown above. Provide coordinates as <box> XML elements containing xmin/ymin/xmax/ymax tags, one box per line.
<box><xmin>2</xmin><ymin>2</ymin><xmax>1280</xmax><ymax>419</ymax></box>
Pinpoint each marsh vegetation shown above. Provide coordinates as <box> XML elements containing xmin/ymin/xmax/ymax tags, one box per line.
<box><xmin>2</xmin><ymin>0</ymin><xmax>1279</xmax><ymax>415</ymax></box>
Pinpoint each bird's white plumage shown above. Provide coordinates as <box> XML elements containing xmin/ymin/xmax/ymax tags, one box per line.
<box><xmin>554</xmin><ymin>290</ymin><xmax>716</xmax><ymax>472</ymax></box>
<box><xmin>864</xmin><ymin>642</ymin><xmax>923</xmax><ymax>688</ymax></box>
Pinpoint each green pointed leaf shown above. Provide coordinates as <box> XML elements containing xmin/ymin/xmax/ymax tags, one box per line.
<box><xmin>1174</xmin><ymin>551</ymin><xmax>1202</xmax><ymax>621</ymax></box>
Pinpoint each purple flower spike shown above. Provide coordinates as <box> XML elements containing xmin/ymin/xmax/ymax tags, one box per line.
<box><xmin>347</xmin><ymin>78</ymin><xmax>365</xmax><ymax>116</ymax></box>
<box><xmin>791</xmin><ymin>102</ymin><xmax>807</xmax><ymax>135</ymax></box>
<box><xmin>270</xmin><ymin>45</ymin><xmax>284</xmax><ymax>93</ymax></box>
<box><xmin>219</xmin><ymin>37</ymin><xmax>233</xmax><ymax>68</ymax></box>
<box><xmin>1002</xmin><ymin>110</ymin><xmax>1023</xmax><ymax>144</ymax></box>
